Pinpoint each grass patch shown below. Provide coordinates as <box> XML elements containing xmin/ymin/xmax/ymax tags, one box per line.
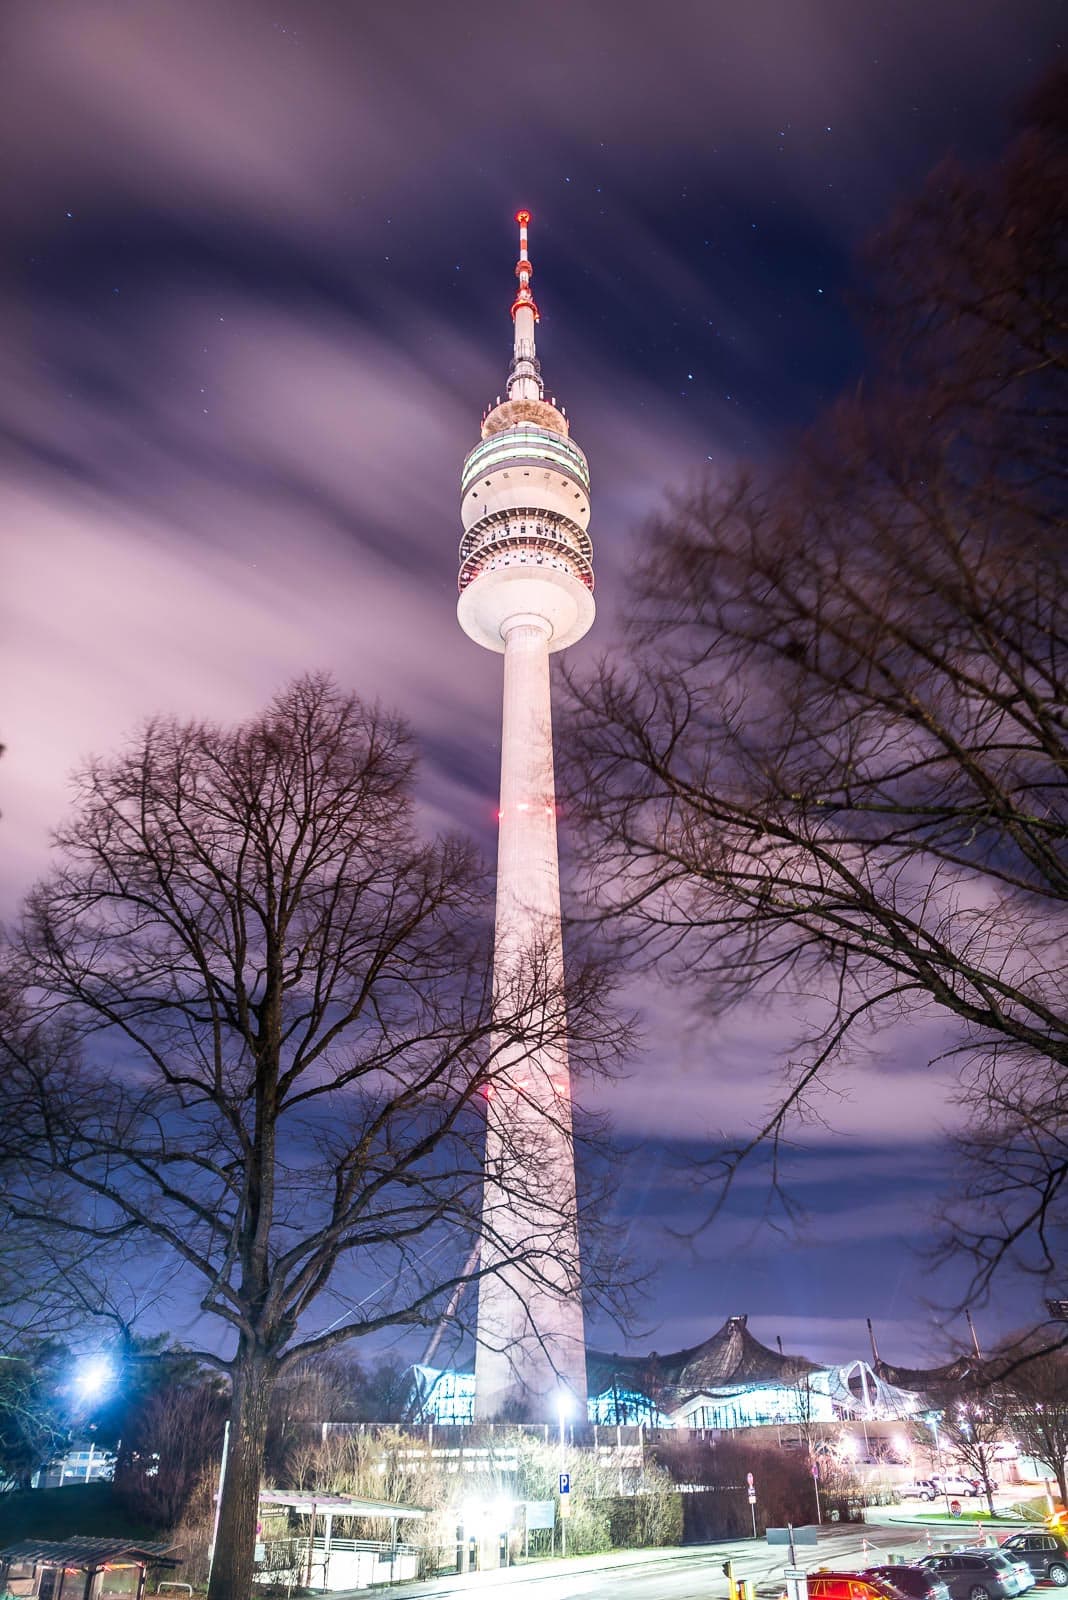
<box><xmin>0</xmin><ymin>1483</ymin><xmax>160</xmax><ymax>1542</ymax></box>
<box><xmin>900</xmin><ymin>1510</ymin><xmax>1028</xmax><ymax>1525</ymax></box>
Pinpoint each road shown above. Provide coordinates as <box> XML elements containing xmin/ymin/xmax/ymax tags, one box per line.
<box><xmin>380</xmin><ymin>1520</ymin><xmax>964</xmax><ymax>1600</ymax></box>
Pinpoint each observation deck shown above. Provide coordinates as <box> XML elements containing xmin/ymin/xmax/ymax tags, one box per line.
<box><xmin>458</xmin><ymin>506</ymin><xmax>594</xmax><ymax>593</ymax></box>
<box><xmin>461</xmin><ymin>425</ymin><xmax>590</xmax><ymax>501</ymax></box>
<box><xmin>457</xmin><ymin>212</ymin><xmax>594</xmax><ymax>658</ymax></box>
<box><xmin>457</xmin><ymin>419</ymin><xmax>595</xmax><ymax>653</ymax></box>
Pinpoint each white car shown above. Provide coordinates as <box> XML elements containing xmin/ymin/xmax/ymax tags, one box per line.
<box><xmin>931</xmin><ymin>1475</ymin><xmax>983</xmax><ymax>1498</ymax></box>
<box><xmin>900</xmin><ymin>1480</ymin><xmax>941</xmax><ymax>1500</ymax></box>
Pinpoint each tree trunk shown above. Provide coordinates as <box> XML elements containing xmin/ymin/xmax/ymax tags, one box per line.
<box><xmin>208</xmin><ymin>1351</ymin><xmax>276</xmax><ymax>1600</ymax></box>
<box><xmin>1057</xmin><ymin>1464</ymin><xmax>1067</xmax><ymax>1508</ymax></box>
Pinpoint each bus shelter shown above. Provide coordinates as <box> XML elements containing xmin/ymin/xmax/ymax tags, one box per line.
<box><xmin>0</xmin><ymin>1539</ymin><xmax>178</xmax><ymax>1600</ymax></box>
<box><xmin>257</xmin><ymin>1488</ymin><xmax>430</xmax><ymax>1590</ymax></box>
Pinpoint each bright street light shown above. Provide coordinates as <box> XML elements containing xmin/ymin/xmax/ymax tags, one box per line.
<box><xmin>75</xmin><ymin>1357</ymin><xmax>115</xmax><ymax>1400</ymax></box>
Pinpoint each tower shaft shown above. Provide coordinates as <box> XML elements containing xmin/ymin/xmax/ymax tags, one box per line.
<box><xmin>474</xmin><ymin>618</ymin><xmax>586</xmax><ymax>1417</ymax></box>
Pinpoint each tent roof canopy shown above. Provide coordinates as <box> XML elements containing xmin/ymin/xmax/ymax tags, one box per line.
<box><xmin>588</xmin><ymin>1313</ymin><xmax>817</xmax><ymax>1402</ymax></box>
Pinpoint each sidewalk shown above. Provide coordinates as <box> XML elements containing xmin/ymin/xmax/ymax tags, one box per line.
<box><xmin>333</xmin><ymin>1543</ymin><xmax>726</xmax><ymax>1598</ymax></box>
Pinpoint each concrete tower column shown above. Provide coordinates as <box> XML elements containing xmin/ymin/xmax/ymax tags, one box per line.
<box><xmin>457</xmin><ymin>213</ymin><xmax>593</xmax><ymax>1420</ymax></box>
<box><xmin>474</xmin><ymin>615</ymin><xmax>586</xmax><ymax>1417</ymax></box>
<box><xmin>496</xmin><ymin>615</ymin><xmax>560</xmax><ymax>950</ymax></box>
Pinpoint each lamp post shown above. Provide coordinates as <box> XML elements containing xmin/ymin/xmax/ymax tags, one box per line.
<box><xmin>72</xmin><ymin>1356</ymin><xmax>119</xmax><ymax>1483</ymax></box>
<box><xmin>925</xmin><ymin>1410</ymin><xmax>953</xmax><ymax>1517</ymax></box>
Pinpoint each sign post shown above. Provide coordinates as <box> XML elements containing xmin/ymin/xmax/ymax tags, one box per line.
<box><xmin>811</xmin><ymin>1459</ymin><xmax>822</xmax><ymax>1525</ymax></box>
<box><xmin>558</xmin><ymin>1471</ymin><xmax>570</xmax><ymax>1559</ymax></box>
<box><xmin>768</xmin><ymin>1526</ymin><xmax>819</xmax><ymax>1554</ymax></box>
<box><xmin>523</xmin><ymin>1501</ymin><xmax>554</xmax><ymax>1560</ymax></box>
<box><xmin>784</xmin><ymin>1566</ymin><xmax>810</xmax><ymax>1600</ymax></box>
<box><xmin>747</xmin><ymin>1470</ymin><xmax>757</xmax><ymax>1538</ymax></box>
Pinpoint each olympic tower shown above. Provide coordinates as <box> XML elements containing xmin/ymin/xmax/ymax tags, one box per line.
<box><xmin>458</xmin><ymin>212</ymin><xmax>592</xmax><ymax>1420</ymax></box>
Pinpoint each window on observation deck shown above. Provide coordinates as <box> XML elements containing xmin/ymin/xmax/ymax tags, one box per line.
<box><xmin>461</xmin><ymin>427</ymin><xmax>590</xmax><ymax>494</ymax></box>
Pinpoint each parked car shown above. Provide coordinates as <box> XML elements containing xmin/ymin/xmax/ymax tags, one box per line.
<box><xmin>931</xmin><ymin>1474</ymin><xmax>985</xmax><ymax>1498</ymax></box>
<box><xmin>901</xmin><ymin>1481</ymin><xmax>941</xmax><ymax>1501</ymax></box>
<box><xmin>999</xmin><ymin>1532</ymin><xmax>1068</xmax><ymax>1587</ymax></box>
<box><xmin>918</xmin><ymin>1551</ymin><xmax>1021</xmax><ymax>1600</ymax></box>
<box><xmin>1000</xmin><ymin>1556</ymin><xmax>1035</xmax><ymax>1593</ymax></box>
<box><xmin>804</xmin><ymin>1575</ymin><xmax>909</xmax><ymax>1600</ymax></box>
<box><xmin>865</xmin><ymin>1563</ymin><xmax>952</xmax><ymax>1600</ymax></box>
<box><xmin>901</xmin><ymin>1477</ymin><xmax>981</xmax><ymax>1501</ymax></box>
<box><xmin>1002</xmin><ymin>1554</ymin><xmax>1034</xmax><ymax>1593</ymax></box>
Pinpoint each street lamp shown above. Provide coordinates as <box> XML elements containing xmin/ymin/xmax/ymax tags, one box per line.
<box><xmin>925</xmin><ymin>1410</ymin><xmax>953</xmax><ymax>1517</ymax></box>
<box><xmin>75</xmin><ymin>1357</ymin><xmax>114</xmax><ymax>1400</ymax></box>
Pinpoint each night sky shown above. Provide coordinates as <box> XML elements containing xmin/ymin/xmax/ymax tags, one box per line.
<box><xmin>2</xmin><ymin>1</ymin><xmax>1063</xmax><ymax>1371</ymax></box>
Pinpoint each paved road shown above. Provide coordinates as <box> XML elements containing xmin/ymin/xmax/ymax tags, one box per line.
<box><xmin>378</xmin><ymin>1521</ymin><xmax>954</xmax><ymax>1600</ymax></box>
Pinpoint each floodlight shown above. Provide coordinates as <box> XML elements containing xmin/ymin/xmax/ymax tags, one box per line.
<box><xmin>75</xmin><ymin>1357</ymin><xmax>114</xmax><ymax>1399</ymax></box>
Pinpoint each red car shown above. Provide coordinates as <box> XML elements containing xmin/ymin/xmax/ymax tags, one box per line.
<box><xmin>804</xmin><ymin>1575</ymin><xmax>908</xmax><ymax>1600</ymax></box>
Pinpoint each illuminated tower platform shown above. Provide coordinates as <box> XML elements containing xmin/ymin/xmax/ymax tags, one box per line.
<box><xmin>458</xmin><ymin>211</ymin><xmax>592</xmax><ymax>1421</ymax></box>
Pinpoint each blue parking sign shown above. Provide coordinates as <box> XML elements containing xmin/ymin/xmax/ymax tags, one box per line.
<box><xmin>559</xmin><ymin>1472</ymin><xmax>570</xmax><ymax>1495</ymax></box>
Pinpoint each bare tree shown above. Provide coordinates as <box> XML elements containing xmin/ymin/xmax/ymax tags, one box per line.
<box><xmin>788</xmin><ymin>1373</ymin><xmax>825</xmax><ymax>1459</ymax></box>
<box><xmin>0</xmin><ymin>1342</ymin><xmax>69</xmax><ymax>1490</ymax></box>
<box><xmin>0</xmin><ymin>984</ymin><xmax>138</xmax><ymax>1356</ymax></box>
<box><xmin>120</xmin><ymin>1374</ymin><xmax>228</xmax><ymax>1529</ymax></box>
<box><xmin>264</xmin><ymin>1355</ymin><xmax>355</xmax><ymax>1483</ymax></box>
<box><xmin>263</xmin><ymin>1349</ymin><xmax>409</xmax><ymax>1481</ymax></box>
<box><xmin>924</xmin><ymin>1380</ymin><xmax>1011</xmax><ymax>1516</ymax></box>
<box><xmin>2</xmin><ymin>676</ymin><xmax>624</xmax><ymax>1600</ymax></box>
<box><xmin>994</xmin><ymin>1338</ymin><xmax>1068</xmax><ymax>1504</ymax></box>
<box><xmin>564</xmin><ymin>72</ymin><xmax>1068</xmax><ymax>1299</ymax></box>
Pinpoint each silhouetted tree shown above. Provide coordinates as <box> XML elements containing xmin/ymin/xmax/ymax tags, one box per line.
<box><xmin>651</xmin><ymin>1436</ymin><xmax>835</xmax><ymax>1537</ymax></box>
<box><xmin>564</xmin><ymin>71</ymin><xmax>1068</xmax><ymax>1302</ymax></box>
<box><xmin>263</xmin><ymin>1349</ymin><xmax>409</xmax><ymax>1481</ymax></box>
<box><xmin>923</xmin><ymin>1380</ymin><xmax>1010</xmax><ymax>1516</ymax></box>
<box><xmin>994</xmin><ymin>1337</ymin><xmax>1068</xmax><ymax>1504</ymax></box>
<box><xmin>119</xmin><ymin>1371</ymin><xmax>228</xmax><ymax>1529</ymax></box>
<box><xmin>0</xmin><ymin>1341</ymin><xmax>69</xmax><ymax>1490</ymax></box>
<box><xmin>2</xmin><ymin>676</ymin><xmax>624</xmax><ymax>1600</ymax></box>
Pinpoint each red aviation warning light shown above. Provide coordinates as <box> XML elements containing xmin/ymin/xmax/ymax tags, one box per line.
<box><xmin>511</xmin><ymin>209</ymin><xmax>538</xmax><ymax>322</ymax></box>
